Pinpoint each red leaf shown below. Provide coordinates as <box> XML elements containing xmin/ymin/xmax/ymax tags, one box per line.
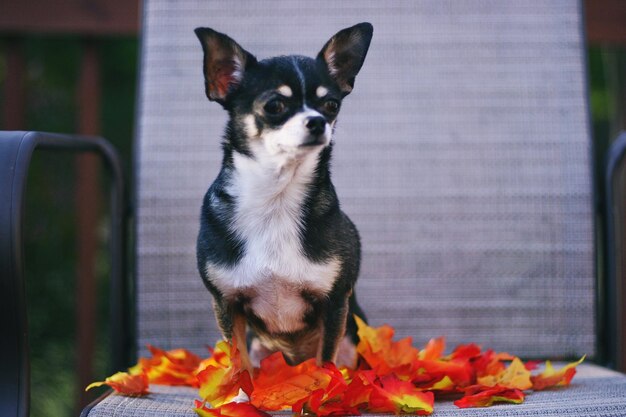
<box><xmin>531</xmin><ymin>357</ymin><xmax>585</xmax><ymax>390</ymax></box>
<box><xmin>251</xmin><ymin>352</ymin><xmax>334</xmax><ymax>410</ymax></box>
<box><xmin>368</xmin><ymin>374</ymin><xmax>434</xmax><ymax>415</ymax></box>
<box><xmin>197</xmin><ymin>340</ymin><xmax>253</xmax><ymax>407</ymax></box>
<box><xmin>355</xmin><ymin>316</ymin><xmax>421</xmax><ymax>377</ymax></box>
<box><xmin>194</xmin><ymin>400</ymin><xmax>271</xmax><ymax>417</ymax></box>
<box><xmin>86</xmin><ymin>372</ymin><xmax>149</xmax><ymax>396</ymax></box>
<box><xmin>448</xmin><ymin>343</ymin><xmax>482</xmax><ymax>361</ymax></box>
<box><xmin>454</xmin><ymin>385</ymin><xmax>525</xmax><ymax>408</ymax></box>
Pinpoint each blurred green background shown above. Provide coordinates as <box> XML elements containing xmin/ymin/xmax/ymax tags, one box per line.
<box><xmin>0</xmin><ymin>32</ymin><xmax>624</xmax><ymax>417</ymax></box>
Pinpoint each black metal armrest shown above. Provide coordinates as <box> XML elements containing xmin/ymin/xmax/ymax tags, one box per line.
<box><xmin>0</xmin><ymin>131</ymin><xmax>128</xmax><ymax>417</ymax></box>
<box><xmin>604</xmin><ymin>131</ymin><xmax>626</xmax><ymax>371</ymax></box>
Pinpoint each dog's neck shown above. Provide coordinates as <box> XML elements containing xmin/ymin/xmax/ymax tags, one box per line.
<box><xmin>227</xmin><ymin>142</ymin><xmax>328</xmax><ymax>201</ymax></box>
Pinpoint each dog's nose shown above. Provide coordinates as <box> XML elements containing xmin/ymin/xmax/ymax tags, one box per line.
<box><xmin>305</xmin><ymin>116</ymin><xmax>326</xmax><ymax>136</ymax></box>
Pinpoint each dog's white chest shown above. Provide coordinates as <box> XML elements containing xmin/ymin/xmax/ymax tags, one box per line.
<box><xmin>205</xmin><ymin>150</ymin><xmax>340</xmax><ymax>333</ymax></box>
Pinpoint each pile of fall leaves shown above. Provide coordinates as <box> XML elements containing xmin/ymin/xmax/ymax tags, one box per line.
<box><xmin>87</xmin><ymin>317</ymin><xmax>585</xmax><ymax>416</ymax></box>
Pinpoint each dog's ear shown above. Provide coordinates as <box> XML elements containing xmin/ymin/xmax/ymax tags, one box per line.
<box><xmin>317</xmin><ymin>23</ymin><xmax>373</xmax><ymax>96</ymax></box>
<box><xmin>194</xmin><ymin>28</ymin><xmax>257</xmax><ymax>104</ymax></box>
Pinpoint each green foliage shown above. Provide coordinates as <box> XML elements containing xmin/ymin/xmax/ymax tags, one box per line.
<box><xmin>0</xmin><ymin>36</ymin><xmax>137</xmax><ymax>417</ymax></box>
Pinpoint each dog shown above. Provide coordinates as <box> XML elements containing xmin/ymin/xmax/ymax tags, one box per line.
<box><xmin>195</xmin><ymin>23</ymin><xmax>373</xmax><ymax>372</ymax></box>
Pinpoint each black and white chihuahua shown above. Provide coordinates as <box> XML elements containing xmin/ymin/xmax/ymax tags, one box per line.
<box><xmin>195</xmin><ymin>23</ymin><xmax>373</xmax><ymax>372</ymax></box>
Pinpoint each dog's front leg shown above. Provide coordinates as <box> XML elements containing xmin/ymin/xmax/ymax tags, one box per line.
<box><xmin>317</xmin><ymin>292</ymin><xmax>350</xmax><ymax>365</ymax></box>
<box><xmin>213</xmin><ymin>299</ymin><xmax>253</xmax><ymax>373</ymax></box>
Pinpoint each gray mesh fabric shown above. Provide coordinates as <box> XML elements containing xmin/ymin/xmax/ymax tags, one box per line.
<box><xmin>135</xmin><ymin>0</ymin><xmax>594</xmax><ymax>359</ymax></box>
<box><xmin>86</xmin><ymin>364</ymin><xmax>626</xmax><ymax>416</ymax></box>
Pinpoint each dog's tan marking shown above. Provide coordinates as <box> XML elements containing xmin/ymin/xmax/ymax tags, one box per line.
<box><xmin>232</xmin><ymin>313</ymin><xmax>252</xmax><ymax>373</ymax></box>
<box><xmin>277</xmin><ymin>85</ymin><xmax>293</xmax><ymax>97</ymax></box>
<box><xmin>248</xmin><ymin>278</ymin><xmax>310</xmax><ymax>333</ymax></box>
<box><xmin>243</xmin><ymin>114</ymin><xmax>258</xmax><ymax>138</ymax></box>
<box><xmin>316</xmin><ymin>86</ymin><xmax>328</xmax><ymax>98</ymax></box>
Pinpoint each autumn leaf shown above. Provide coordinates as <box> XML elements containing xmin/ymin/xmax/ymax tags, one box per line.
<box><xmin>85</xmin><ymin>372</ymin><xmax>149</xmax><ymax>396</ymax></box>
<box><xmin>418</xmin><ymin>337</ymin><xmax>446</xmax><ymax>361</ymax></box>
<box><xmin>477</xmin><ymin>357</ymin><xmax>532</xmax><ymax>390</ymax></box>
<box><xmin>454</xmin><ymin>385</ymin><xmax>525</xmax><ymax>408</ymax></box>
<box><xmin>197</xmin><ymin>339</ymin><xmax>253</xmax><ymax>407</ymax></box>
<box><xmin>367</xmin><ymin>374</ymin><xmax>434</xmax><ymax>415</ymax></box>
<box><xmin>531</xmin><ymin>356</ymin><xmax>585</xmax><ymax>390</ymax></box>
<box><xmin>139</xmin><ymin>345</ymin><xmax>203</xmax><ymax>386</ymax></box>
<box><xmin>472</xmin><ymin>349</ymin><xmax>507</xmax><ymax>379</ymax></box>
<box><xmin>415</xmin><ymin>358</ymin><xmax>474</xmax><ymax>389</ymax></box>
<box><xmin>292</xmin><ymin>363</ymin><xmax>360</xmax><ymax>416</ymax></box>
<box><xmin>447</xmin><ymin>343</ymin><xmax>482</xmax><ymax>361</ymax></box>
<box><xmin>250</xmin><ymin>352</ymin><xmax>334</xmax><ymax>410</ymax></box>
<box><xmin>355</xmin><ymin>315</ymin><xmax>420</xmax><ymax>377</ymax></box>
<box><xmin>194</xmin><ymin>399</ymin><xmax>272</xmax><ymax>417</ymax></box>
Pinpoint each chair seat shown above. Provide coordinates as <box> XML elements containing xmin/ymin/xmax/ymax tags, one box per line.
<box><xmin>83</xmin><ymin>363</ymin><xmax>626</xmax><ymax>416</ymax></box>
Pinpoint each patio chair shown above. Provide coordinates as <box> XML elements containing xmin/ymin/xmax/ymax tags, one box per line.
<box><xmin>3</xmin><ymin>0</ymin><xmax>626</xmax><ymax>416</ymax></box>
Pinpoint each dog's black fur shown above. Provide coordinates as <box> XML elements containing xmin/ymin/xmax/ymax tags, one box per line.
<box><xmin>195</xmin><ymin>23</ymin><xmax>372</xmax><ymax>369</ymax></box>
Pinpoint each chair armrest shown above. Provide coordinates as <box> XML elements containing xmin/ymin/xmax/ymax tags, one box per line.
<box><xmin>604</xmin><ymin>131</ymin><xmax>626</xmax><ymax>371</ymax></box>
<box><xmin>0</xmin><ymin>131</ymin><xmax>128</xmax><ymax>417</ymax></box>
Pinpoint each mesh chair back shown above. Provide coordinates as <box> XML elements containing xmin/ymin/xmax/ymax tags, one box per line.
<box><xmin>135</xmin><ymin>0</ymin><xmax>594</xmax><ymax>359</ymax></box>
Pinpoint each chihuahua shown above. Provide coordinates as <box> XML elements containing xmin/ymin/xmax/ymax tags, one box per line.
<box><xmin>195</xmin><ymin>23</ymin><xmax>373</xmax><ymax>371</ymax></box>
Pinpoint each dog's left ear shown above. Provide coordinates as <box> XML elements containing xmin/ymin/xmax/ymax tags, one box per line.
<box><xmin>317</xmin><ymin>22</ymin><xmax>373</xmax><ymax>96</ymax></box>
<box><xmin>194</xmin><ymin>27</ymin><xmax>257</xmax><ymax>104</ymax></box>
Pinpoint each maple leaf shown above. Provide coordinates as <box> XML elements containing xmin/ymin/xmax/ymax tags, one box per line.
<box><xmin>197</xmin><ymin>339</ymin><xmax>253</xmax><ymax>407</ymax></box>
<box><xmin>472</xmin><ymin>349</ymin><xmax>507</xmax><ymax>379</ymax></box>
<box><xmin>343</xmin><ymin>370</ymin><xmax>376</xmax><ymax>409</ymax></box>
<box><xmin>418</xmin><ymin>337</ymin><xmax>445</xmax><ymax>360</ymax></box>
<box><xmin>477</xmin><ymin>357</ymin><xmax>532</xmax><ymax>390</ymax></box>
<box><xmin>454</xmin><ymin>385</ymin><xmax>525</xmax><ymax>408</ymax></box>
<box><xmin>414</xmin><ymin>358</ymin><xmax>473</xmax><ymax>389</ymax></box>
<box><xmin>447</xmin><ymin>343</ymin><xmax>482</xmax><ymax>361</ymax></box>
<box><xmin>250</xmin><ymin>352</ymin><xmax>334</xmax><ymax>411</ymax></box>
<box><xmin>85</xmin><ymin>372</ymin><xmax>149</xmax><ymax>396</ymax></box>
<box><xmin>531</xmin><ymin>356</ymin><xmax>585</xmax><ymax>390</ymax></box>
<box><xmin>194</xmin><ymin>399</ymin><xmax>271</xmax><ymax>417</ymax></box>
<box><xmin>136</xmin><ymin>345</ymin><xmax>203</xmax><ymax>386</ymax></box>
<box><xmin>292</xmin><ymin>363</ymin><xmax>361</xmax><ymax>416</ymax></box>
<box><xmin>367</xmin><ymin>374</ymin><xmax>434</xmax><ymax>415</ymax></box>
<box><xmin>355</xmin><ymin>315</ymin><xmax>420</xmax><ymax>377</ymax></box>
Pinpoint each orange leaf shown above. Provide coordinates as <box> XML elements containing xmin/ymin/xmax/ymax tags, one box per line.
<box><xmin>86</xmin><ymin>372</ymin><xmax>149</xmax><ymax>396</ymax></box>
<box><xmin>355</xmin><ymin>315</ymin><xmax>420</xmax><ymax>377</ymax></box>
<box><xmin>130</xmin><ymin>345</ymin><xmax>202</xmax><ymax>387</ymax></box>
<box><xmin>197</xmin><ymin>340</ymin><xmax>253</xmax><ymax>407</ymax></box>
<box><xmin>531</xmin><ymin>356</ymin><xmax>585</xmax><ymax>390</ymax></box>
<box><xmin>477</xmin><ymin>357</ymin><xmax>532</xmax><ymax>390</ymax></box>
<box><xmin>367</xmin><ymin>374</ymin><xmax>434</xmax><ymax>415</ymax></box>
<box><xmin>343</xmin><ymin>370</ymin><xmax>376</xmax><ymax>408</ymax></box>
<box><xmin>454</xmin><ymin>385</ymin><xmax>525</xmax><ymax>408</ymax></box>
<box><xmin>418</xmin><ymin>337</ymin><xmax>446</xmax><ymax>360</ymax></box>
<box><xmin>447</xmin><ymin>343</ymin><xmax>482</xmax><ymax>361</ymax></box>
<box><xmin>194</xmin><ymin>399</ymin><xmax>271</xmax><ymax>417</ymax></box>
<box><xmin>415</xmin><ymin>358</ymin><xmax>473</xmax><ymax>388</ymax></box>
<box><xmin>251</xmin><ymin>352</ymin><xmax>334</xmax><ymax>411</ymax></box>
<box><xmin>292</xmin><ymin>363</ymin><xmax>360</xmax><ymax>416</ymax></box>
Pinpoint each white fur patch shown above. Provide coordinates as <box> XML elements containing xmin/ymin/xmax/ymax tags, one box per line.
<box><xmin>243</xmin><ymin>114</ymin><xmax>258</xmax><ymax>138</ymax></box>
<box><xmin>206</xmin><ymin>129</ymin><xmax>339</xmax><ymax>333</ymax></box>
<box><xmin>277</xmin><ymin>85</ymin><xmax>293</xmax><ymax>97</ymax></box>
<box><xmin>316</xmin><ymin>86</ymin><xmax>328</xmax><ymax>98</ymax></box>
<box><xmin>262</xmin><ymin>108</ymin><xmax>330</xmax><ymax>151</ymax></box>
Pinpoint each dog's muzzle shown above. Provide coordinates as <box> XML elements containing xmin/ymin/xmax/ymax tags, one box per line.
<box><xmin>301</xmin><ymin>116</ymin><xmax>327</xmax><ymax>147</ymax></box>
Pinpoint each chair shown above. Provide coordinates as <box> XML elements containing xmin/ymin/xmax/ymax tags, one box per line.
<box><xmin>3</xmin><ymin>0</ymin><xmax>626</xmax><ymax>416</ymax></box>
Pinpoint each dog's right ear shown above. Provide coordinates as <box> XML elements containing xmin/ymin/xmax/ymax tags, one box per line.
<box><xmin>194</xmin><ymin>28</ymin><xmax>257</xmax><ymax>104</ymax></box>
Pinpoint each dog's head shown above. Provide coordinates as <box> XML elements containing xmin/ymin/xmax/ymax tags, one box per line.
<box><xmin>195</xmin><ymin>23</ymin><xmax>373</xmax><ymax>160</ymax></box>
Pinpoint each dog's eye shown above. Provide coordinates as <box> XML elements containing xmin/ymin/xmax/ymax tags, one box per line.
<box><xmin>264</xmin><ymin>98</ymin><xmax>286</xmax><ymax>115</ymax></box>
<box><xmin>323</xmin><ymin>99</ymin><xmax>340</xmax><ymax>115</ymax></box>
